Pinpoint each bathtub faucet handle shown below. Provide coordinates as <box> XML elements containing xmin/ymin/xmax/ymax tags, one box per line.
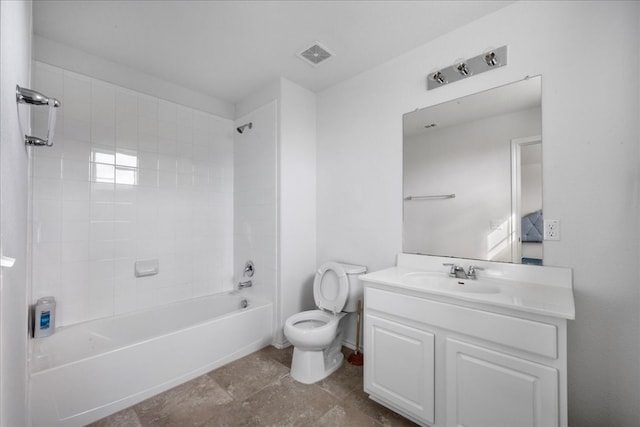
<box><xmin>243</xmin><ymin>260</ymin><xmax>255</xmax><ymax>278</ymax></box>
<box><xmin>238</xmin><ymin>280</ymin><xmax>253</xmax><ymax>290</ymax></box>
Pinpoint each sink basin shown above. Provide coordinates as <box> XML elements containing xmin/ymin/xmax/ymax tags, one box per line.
<box><xmin>402</xmin><ymin>272</ymin><xmax>500</xmax><ymax>294</ymax></box>
<box><xmin>402</xmin><ymin>272</ymin><xmax>448</xmax><ymax>287</ymax></box>
<box><xmin>441</xmin><ymin>280</ymin><xmax>500</xmax><ymax>294</ymax></box>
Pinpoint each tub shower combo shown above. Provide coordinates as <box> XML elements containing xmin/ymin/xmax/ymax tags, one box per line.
<box><xmin>21</xmin><ymin>83</ymin><xmax>274</xmax><ymax>426</ymax></box>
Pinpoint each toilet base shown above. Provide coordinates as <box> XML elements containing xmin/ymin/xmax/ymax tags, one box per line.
<box><xmin>290</xmin><ymin>345</ymin><xmax>344</xmax><ymax>384</ymax></box>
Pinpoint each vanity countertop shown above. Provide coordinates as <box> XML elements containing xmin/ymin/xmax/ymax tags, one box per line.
<box><xmin>359</xmin><ymin>254</ymin><xmax>575</xmax><ymax>320</ymax></box>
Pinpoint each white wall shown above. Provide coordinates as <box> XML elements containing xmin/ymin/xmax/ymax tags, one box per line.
<box><xmin>316</xmin><ymin>1</ymin><xmax>639</xmax><ymax>425</ymax></box>
<box><xmin>277</xmin><ymin>79</ymin><xmax>316</xmax><ymax>346</ymax></box>
<box><xmin>0</xmin><ymin>1</ymin><xmax>32</xmax><ymax>425</ymax></box>
<box><xmin>30</xmin><ymin>62</ymin><xmax>235</xmax><ymax>326</ymax></box>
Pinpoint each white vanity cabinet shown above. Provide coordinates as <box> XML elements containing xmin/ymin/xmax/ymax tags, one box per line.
<box><xmin>361</xmin><ymin>255</ymin><xmax>574</xmax><ymax>427</ymax></box>
<box><xmin>365</xmin><ymin>312</ymin><xmax>435</xmax><ymax>425</ymax></box>
<box><xmin>445</xmin><ymin>338</ymin><xmax>559</xmax><ymax>427</ymax></box>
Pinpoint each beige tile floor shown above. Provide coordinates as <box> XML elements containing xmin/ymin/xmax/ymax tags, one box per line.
<box><xmin>89</xmin><ymin>346</ymin><xmax>418</xmax><ymax>427</ymax></box>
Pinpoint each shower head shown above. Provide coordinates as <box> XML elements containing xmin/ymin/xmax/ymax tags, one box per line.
<box><xmin>236</xmin><ymin>122</ymin><xmax>252</xmax><ymax>134</ymax></box>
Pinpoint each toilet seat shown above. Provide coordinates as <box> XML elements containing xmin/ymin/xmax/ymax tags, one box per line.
<box><xmin>313</xmin><ymin>262</ymin><xmax>349</xmax><ymax>314</ymax></box>
<box><xmin>284</xmin><ymin>309</ymin><xmax>346</xmax><ymax>352</ymax></box>
<box><xmin>286</xmin><ymin>310</ymin><xmax>337</xmax><ymax>331</ymax></box>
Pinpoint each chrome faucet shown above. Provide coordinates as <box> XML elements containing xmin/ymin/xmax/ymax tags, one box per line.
<box><xmin>443</xmin><ymin>263</ymin><xmax>468</xmax><ymax>279</ymax></box>
<box><xmin>466</xmin><ymin>265</ymin><xmax>484</xmax><ymax>280</ymax></box>
<box><xmin>238</xmin><ymin>280</ymin><xmax>253</xmax><ymax>290</ymax></box>
<box><xmin>443</xmin><ymin>263</ymin><xmax>484</xmax><ymax>280</ymax></box>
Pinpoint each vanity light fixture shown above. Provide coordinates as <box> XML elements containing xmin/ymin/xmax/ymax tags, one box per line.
<box><xmin>457</xmin><ymin>62</ymin><xmax>470</xmax><ymax>76</ymax></box>
<box><xmin>431</xmin><ymin>71</ymin><xmax>446</xmax><ymax>85</ymax></box>
<box><xmin>485</xmin><ymin>51</ymin><xmax>499</xmax><ymax>66</ymax></box>
<box><xmin>427</xmin><ymin>45</ymin><xmax>508</xmax><ymax>90</ymax></box>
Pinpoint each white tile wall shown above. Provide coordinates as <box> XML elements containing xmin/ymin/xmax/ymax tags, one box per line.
<box><xmin>233</xmin><ymin>101</ymin><xmax>278</xmax><ymax>305</ymax></box>
<box><xmin>31</xmin><ymin>62</ymin><xmax>234</xmax><ymax>326</ymax></box>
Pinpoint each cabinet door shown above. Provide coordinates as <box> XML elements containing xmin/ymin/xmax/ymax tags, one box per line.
<box><xmin>446</xmin><ymin>338</ymin><xmax>558</xmax><ymax>427</ymax></box>
<box><xmin>364</xmin><ymin>314</ymin><xmax>435</xmax><ymax>425</ymax></box>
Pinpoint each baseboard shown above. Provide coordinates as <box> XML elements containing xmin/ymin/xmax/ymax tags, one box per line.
<box><xmin>271</xmin><ymin>337</ymin><xmax>355</xmax><ymax>351</ymax></box>
<box><xmin>271</xmin><ymin>338</ymin><xmax>291</xmax><ymax>349</ymax></box>
<box><xmin>342</xmin><ymin>339</ymin><xmax>356</xmax><ymax>351</ymax></box>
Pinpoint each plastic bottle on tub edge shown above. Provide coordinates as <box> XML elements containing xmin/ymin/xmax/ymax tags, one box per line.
<box><xmin>33</xmin><ymin>297</ymin><xmax>56</xmax><ymax>338</ymax></box>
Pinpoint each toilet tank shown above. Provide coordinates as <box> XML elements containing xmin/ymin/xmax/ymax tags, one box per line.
<box><xmin>338</xmin><ymin>262</ymin><xmax>367</xmax><ymax>312</ymax></box>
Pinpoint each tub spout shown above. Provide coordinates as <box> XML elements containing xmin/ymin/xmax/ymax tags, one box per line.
<box><xmin>238</xmin><ymin>280</ymin><xmax>252</xmax><ymax>290</ymax></box>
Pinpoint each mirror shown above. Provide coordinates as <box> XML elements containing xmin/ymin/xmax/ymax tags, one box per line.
<box><xmin>403</xmin><ymin>76</ymin><xmax>542</xmax><ymax>264</ymax></box>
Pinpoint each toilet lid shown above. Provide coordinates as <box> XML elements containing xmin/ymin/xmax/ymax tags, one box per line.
<box><xmin>313</xmin><ymin>262</ymin><xmax>349</xmax><ymax>314</ymax></box>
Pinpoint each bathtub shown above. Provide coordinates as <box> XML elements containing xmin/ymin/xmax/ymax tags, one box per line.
<box><xmin>29</xmin><ymin>292</ymin><xmax>273</xmax><ymax>427</ymax></box>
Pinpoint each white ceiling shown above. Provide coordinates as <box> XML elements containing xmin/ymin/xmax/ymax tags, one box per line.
<box><xmin>33</xmin><ymin>1</ymin><xmax>513</xmax><ymax>105</ymax></box>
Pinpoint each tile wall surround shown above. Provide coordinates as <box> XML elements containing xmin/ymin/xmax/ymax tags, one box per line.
<box><xmin>233</xmin><ymin>101</ymin><xmax>278</xmax><ymax>306</ymax></box>
<box><xmin>30</xmin><ymin>61</ymin><xmax>234</xmax><ymax>326</ymax></box>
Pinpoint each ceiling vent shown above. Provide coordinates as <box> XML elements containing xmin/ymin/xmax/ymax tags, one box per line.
<box><xmin>297</xmin><ymin>42</ymin><xmax>334</xmax><ymax>67</ymax></box>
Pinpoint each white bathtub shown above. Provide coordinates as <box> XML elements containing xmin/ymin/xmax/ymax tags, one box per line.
<box><xmin>29</xmin><ymin>292</ymin><xmax>273</xmax><ymax>427</ymax></box>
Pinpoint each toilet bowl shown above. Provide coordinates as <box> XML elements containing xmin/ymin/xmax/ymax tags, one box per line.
<box><xmin>284</xmin><ymin>261</ymin><xmax>366</xmax><ymax>384</ymax></box>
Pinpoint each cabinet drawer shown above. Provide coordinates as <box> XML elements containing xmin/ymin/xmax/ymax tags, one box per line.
<box><xmin>366</xmin><ymin>287</ymin><xmax>557</xmax><ymax>359</ymax></box>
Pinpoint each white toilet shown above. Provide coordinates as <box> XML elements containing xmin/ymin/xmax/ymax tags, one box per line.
<box><xmin>284</xmin><ymin>261</ymin><xmax>367</xmax><ymax>384</ymax></box>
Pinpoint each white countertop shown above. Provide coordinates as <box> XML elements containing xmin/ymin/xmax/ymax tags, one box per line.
<box><xmin>359</xmin><ymin>254</ymin><xmax>575</xmax><ymax>320</ymax></box>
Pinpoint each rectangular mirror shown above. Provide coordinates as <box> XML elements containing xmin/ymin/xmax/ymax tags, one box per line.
<box><xmin>403</xmin><ymin>76</ymin><xmax>542</xmax><ymax>264</ymax></box>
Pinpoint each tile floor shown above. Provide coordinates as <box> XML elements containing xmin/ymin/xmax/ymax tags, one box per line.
<box><xmin>89</xmin><ymin>346</ymin><xmax>418</xmax><ymax>427</ymax></box>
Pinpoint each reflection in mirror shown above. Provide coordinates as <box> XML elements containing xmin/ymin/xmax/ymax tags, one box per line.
<box><xmin>403</xmin><ymin>76</ymin><xmax>542</xmax><ymax>264</ymax></box>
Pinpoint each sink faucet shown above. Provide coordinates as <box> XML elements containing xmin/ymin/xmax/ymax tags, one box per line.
<box><xmin>443</xmin><ymin>263</ymin><xmax>484</xmax><ymax>280</ymax></box>
<box><xmin>466</xmin><ymin>265</ymin><xmax>484</xmax><ymax>280</ymax></box>
<box><xmin>443</xmin><ymin>263</ymin><xmax>468</xmax><ymax>279</ymax></box>
<box><xmin>453</xmin><ymin>266</ymin><xmax>468</xmax><ymax>279</ymax></box>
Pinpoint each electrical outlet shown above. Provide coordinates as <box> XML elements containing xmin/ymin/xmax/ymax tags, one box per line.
<box><xmin>544</xmin><ymin>219</ymin><xmax>560</xmax><ymax>241</ymax></box>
